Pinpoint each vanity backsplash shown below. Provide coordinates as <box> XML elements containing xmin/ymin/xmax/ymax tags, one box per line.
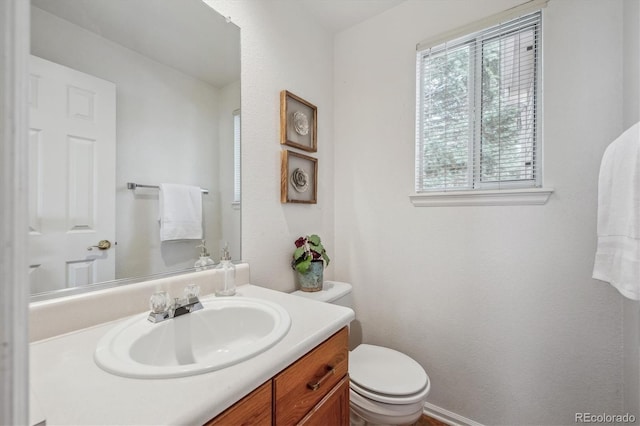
<box><xmin>29</xmin><ymin>264</ymin><xmax>250</xmax><ymax>342</ymax></box>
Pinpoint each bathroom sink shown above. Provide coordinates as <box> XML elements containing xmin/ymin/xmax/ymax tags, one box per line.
<box><xmin>94</xmin><ymin>297</ymin><xmax>291</xmax><ymax>379</ymax></box>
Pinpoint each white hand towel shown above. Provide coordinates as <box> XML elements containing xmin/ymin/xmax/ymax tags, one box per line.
<box><xmin>592</xmin><ymin>122</ymin><xmax>640</xmax><ymax>299</ymax></box>
<box><xmin>159</xmin><ymin>183</ymin><xmax>203</xmax><ymax>241</ymax></box>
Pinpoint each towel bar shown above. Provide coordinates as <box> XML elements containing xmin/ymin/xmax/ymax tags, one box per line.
<box><xmin>127</xmin><ymin>182</ymin><xmax>209</xmax><ymax>194</ymax></box>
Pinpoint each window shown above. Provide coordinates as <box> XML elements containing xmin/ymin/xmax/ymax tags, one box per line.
<box><xmin>233</xmin><ymin>109</ymin><xmax>241</xmax><ymax>206</ymax></box>
<box><xmin>415</xmin><ymin>11</ymin><xmax>543</xmax><ymax>196</ymax></box>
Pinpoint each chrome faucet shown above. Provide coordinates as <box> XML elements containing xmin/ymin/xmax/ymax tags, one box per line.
<box><xmin>148</xmin><ymin>284</ymin><xmax>203</xmax><ymax>323</ymax></box>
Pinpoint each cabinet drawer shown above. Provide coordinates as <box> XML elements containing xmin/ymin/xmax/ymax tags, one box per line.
<box><xmin>205</xmin><ymin>381</ymin><xmax>272</xmax><ymax>426</ymax></box>
<box><xmin>274</xmin><ymin>327</ymin><xmax>349</xmax><ymax>426</ymax></box>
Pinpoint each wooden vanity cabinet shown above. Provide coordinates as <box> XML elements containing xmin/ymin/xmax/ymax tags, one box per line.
<box><xmin>206</xmin><ymin>327</ymin><xmax>349</xmax><ymax>426</ymax></box>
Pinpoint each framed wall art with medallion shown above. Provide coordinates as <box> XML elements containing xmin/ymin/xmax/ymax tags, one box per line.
<box><xmin>280</xmin><ymin>90</ymin><xmax>317</xmax><ymax>152</ymax></box>
<box><xmin>281</xmin><ymin>150</ymin><xmax>317</xmax><ymax>204</ymax></box>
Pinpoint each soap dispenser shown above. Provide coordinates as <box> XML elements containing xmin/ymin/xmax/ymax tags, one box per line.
<box><xmin>194</xmin><ymin>240</ymin><xmax>215</xmax><ymax>270</ymax></box>
<box><xmin>215</xmin><ymin>243</ymin><xmax>236</xmax><ymax>296</ymax></box>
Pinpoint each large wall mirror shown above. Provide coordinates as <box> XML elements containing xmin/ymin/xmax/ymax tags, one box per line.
<box><xmin>28</xmin><ymin>0</ymin><xmax>241</xmax><ymax>301</ymax></box>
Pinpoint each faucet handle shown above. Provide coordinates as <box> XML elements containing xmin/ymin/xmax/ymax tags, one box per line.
<box><xmin>149</xmin><ymin>291</ymin><xmax>171</xmax><ymax>314</ymax></box>
<box><xmin>184</xmin><ymin>284</ymin><xmax>200</xmax><ymax>300</ymax></box>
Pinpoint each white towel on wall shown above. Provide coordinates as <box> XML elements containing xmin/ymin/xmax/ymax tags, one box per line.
<box><xmin>159</xmin><ymin>183</ymin><xmax>203</xmax><ymax>241</ymax></box>
<box><xmin>592</xmin><ymin>122</ymin><xmax>640</xmax><ymax>300</ymax></box>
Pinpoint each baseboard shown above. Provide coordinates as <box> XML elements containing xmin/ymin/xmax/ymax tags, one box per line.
<box><xmin>423</xmin><ymin>402</ymin><xmax>485</xmax><ymax>426</ymax></box>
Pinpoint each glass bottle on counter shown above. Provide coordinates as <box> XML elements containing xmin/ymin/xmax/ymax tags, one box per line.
<box><xmin>194</xmin><ymin>240</ymin><xmax>216</xmax><ymax>270</ymax></box>
<box><xmin>215</xmin><ymin>243</ymin><xmax>236</xmax><ymax>296</ymax></box>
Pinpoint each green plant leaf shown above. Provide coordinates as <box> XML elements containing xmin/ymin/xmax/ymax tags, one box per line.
<box><xmin>293</xmin><ymin>246</ymin><xmax>306</xmax><ymax>260</ymax></box>
<box><xmin>308</xmin><ymin>234</ymin><xmax>321</xmax><ymax>246</ymax></box>
<box><xmin>295</xmin><ymin>257</ymin><xmax>312</xmax><ymax>273</ymax></box>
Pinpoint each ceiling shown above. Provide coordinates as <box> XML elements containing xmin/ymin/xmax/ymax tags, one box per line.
<box><xmin>299</xmin><ymin>0</ymin><xmax>406</xmax><ymax>33</ymax></box>
<box><xmin>30</xmin><ymin>0</ymin><xmax>404</xmax><ymax>87</ymax></box>
<box><xmin>31</xmin><ymin>0</ymin><xmax>240</xmax><ymax>88</ymax></box>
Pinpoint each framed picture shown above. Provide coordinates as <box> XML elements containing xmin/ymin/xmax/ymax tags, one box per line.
<box><xmin>281</xmin><ymin>150</ymin><xmax>317</xmax><ymax>204</ymax></box>
<box><xmin>280</xmin><ymin>90</ymin><xmax>317</xmax><ymax>152</ymax></box>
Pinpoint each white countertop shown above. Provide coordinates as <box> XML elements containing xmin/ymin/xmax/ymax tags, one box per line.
<box><xmin>30</xmin><ymin>284</ymin><xmax>354</xmax><ymax>425</ymax></box>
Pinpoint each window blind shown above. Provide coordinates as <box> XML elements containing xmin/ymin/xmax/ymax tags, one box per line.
<box><xmin>416</xmin><ymin>10</ymin><xmax>542</xmax><ymax>192</ymax></box>
<box><xmin>416</xmin><ymin>0</ymin><xmax>547</xmax><ymax>51</ymax></box>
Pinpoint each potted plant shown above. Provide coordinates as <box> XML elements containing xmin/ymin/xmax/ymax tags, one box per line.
<box><xmin>291</xmin><ymin>234</ymin><xmax>330</xmax><ymax>292</ymax></box>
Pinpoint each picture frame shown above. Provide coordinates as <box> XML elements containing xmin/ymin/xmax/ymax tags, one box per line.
<box><xmin>280</xmin><ymin>90</ymin><xmax>317</xmax><ymax>152</ymax></box>
<box><xmin>281</xmin><ymin>150</ymin><xmax>317</xmax><ymax>204</ymax></box>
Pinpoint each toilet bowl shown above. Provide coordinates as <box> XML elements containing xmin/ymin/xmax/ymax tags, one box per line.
<box><xmin>291</xmin><ymin>281</ymin><xmax>431</xmax><ymax>426</ymax></box>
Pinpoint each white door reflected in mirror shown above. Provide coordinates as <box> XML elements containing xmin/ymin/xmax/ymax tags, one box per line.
<box><xmin>28</xmin><ymin>55</ymin><xmax>116</xmax><ymax>294</ymax></box>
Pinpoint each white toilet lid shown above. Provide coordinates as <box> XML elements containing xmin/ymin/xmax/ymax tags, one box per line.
<box><xmin>350</xmin><ymin>344</ymin><xmax>428</xmax><ymax>400</ymax></box>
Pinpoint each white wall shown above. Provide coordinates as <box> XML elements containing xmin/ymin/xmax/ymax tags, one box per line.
<box><xmin>31</xmin><ymin>7</ymin><xmax>227</xmax><ymax>279</ymax></box>
<box><xmin>206</xmin><ymin>0</ymin><xmax>335</xmax><ymax>292</ymax></box>
<box><xmin>624</xmin><ymin>298</ymin><xmax>640</xmax><ymax>424</ymax></box>
<box><xmin>624</xmin><ymin>0</ymin><xmax>640</xmax><ymax>130</ymax></box>
<box><xmin>334</xmin><ymin>0</ymin><xmax>625</xmax><ymax>424</ymax></box>
<box><xmin>623</xmin><ymin>0</ymin><xmax>640</xmax><ymax>419</ymax></box>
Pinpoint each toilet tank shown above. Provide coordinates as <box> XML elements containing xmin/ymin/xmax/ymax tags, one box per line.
<box><xmin>290</xmin><ymin>281</ymin><xmax>353</xmax><ymax>310</ymax></box>
<box><xmin>292</xmin><ymin>281</ymin><xmax>359</xmax><ymax>350</ymax></box>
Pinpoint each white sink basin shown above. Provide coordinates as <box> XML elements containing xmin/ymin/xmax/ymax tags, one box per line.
<box><xmin>94</xmin><ymin>297</ymin><xmax>291</xmax><ymax>379</ymax></box>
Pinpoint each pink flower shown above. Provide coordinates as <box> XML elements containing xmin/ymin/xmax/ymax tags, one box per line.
<box><xmin>294</xmin><ymin>237</ymin><xmax>306</xmax><ymax>248</ymax></box>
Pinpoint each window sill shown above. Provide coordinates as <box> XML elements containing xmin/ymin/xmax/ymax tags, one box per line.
<box><xmin>409</xmin><ymin>187</ymin><xmax>554</xmax><ymax>207</ymax></box>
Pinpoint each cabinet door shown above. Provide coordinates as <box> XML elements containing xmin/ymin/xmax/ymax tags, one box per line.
<box><xmin>298</xmin><ymin>376</ymin><xmax>350</xmax><ymax>426</ymax></box>
<box><xmin>206</xmin><ymin>381</ymin><xmax>272</xmax><ymax>426</ymax></box>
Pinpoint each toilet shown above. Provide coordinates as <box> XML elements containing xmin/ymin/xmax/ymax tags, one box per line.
<box><xmin>292</xmin><ymin>281</ymin><xmax>431</xmax><ymax>426</ymax></box>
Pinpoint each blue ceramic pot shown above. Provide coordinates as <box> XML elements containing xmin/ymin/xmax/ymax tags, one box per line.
<box><xmin>297</xmin><ymin>260</ymin><xmax>324</xmax><ymax>292</ymax></box>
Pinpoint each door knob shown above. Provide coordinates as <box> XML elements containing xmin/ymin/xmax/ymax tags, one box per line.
<box><xmin>88</xmin><ymin>240</ymin><xmax>112</xmax><ymax>251</ymax></box>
